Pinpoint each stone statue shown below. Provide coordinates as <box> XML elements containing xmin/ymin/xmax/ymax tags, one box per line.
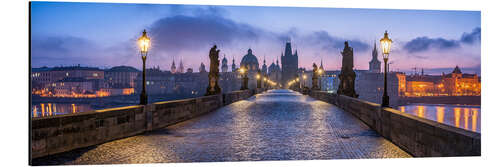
<box><xmin>205</xmin><ymin>45</ymin><xmax>222</xmax><ymax>95</ymax></box>
<box><xmin>337</xmin><ymin>41</ymin><xmax>358</xmax><ymax>98</ymax></box>
<box><xmin>312</xmin><ymin>63</ymin><xmax>319</xmax><ymax>90</ymax></box>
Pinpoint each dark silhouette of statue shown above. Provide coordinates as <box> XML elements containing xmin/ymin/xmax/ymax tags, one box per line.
<box><xmin>312</xmin><ymin>63</ymin><xmax>319</xmax><ymax>90</ymax></box>
<box><xmin>205</xmin><ymin>45</ymin><xmax>222</xmax><ymax>95</ymax></box>
<box><xmin>337</xmin><ymin>41</ymin><xmax>358</xmax><ymax>98</ymax></box>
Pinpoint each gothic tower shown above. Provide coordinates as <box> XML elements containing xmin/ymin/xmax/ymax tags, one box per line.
<box><xmin>369</xmin><ymin>42</ymin><xmax>381</xmax><ymax>73</ymax></box>
<box><xmin>281</xmin><ymin>41</ymin><xmax>299</xmax><ymax>86</ymax></box>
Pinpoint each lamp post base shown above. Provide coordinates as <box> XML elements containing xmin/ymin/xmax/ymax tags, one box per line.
<box><xmin>382</xmin><ymin>95</ymin><xmax>389</xmax><ymax>107</ymax></box>
<box><xmin>140</xmin><ymin>92</ymin><xmax>148</xmax><ymax>105</ymax></box>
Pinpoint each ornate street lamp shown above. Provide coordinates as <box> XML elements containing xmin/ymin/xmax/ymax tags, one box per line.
<box><xmin>138</xmin><ymin>29</ymin><xmax>150</xmax><ymax>105</ymax></box>
<box><xmin>380</xmin><ymin>30</ymin><xmax>392</xmax><ymax>107</ymax></box>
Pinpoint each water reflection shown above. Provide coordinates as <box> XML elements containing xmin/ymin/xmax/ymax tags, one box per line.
<box><xmin>398</xmin><ymin>104</ymin><xmax>481</xmax><ymax>132</ymax></box>
<box><xmin>32</xmin><ymin>103</ymin><xmax>93</xmax><ymax>118</ymax></box>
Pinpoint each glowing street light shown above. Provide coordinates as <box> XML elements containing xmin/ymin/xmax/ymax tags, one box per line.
<box><xmin>138</xmin><ymin>29</ymin><xmax>150</xmax><ymax>105</ymax></box>
<box><xmin>240</xmin><ymin>67</ymin><xmax>248</xmax><ymax>90</ymax></box>
<box><xmin>380</xmin><ymin>30</ymin><xmax>392</xmax><ymax>107</ymax></box>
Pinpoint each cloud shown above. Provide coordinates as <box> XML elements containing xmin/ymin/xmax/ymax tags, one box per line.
<box><xmin>31</xmin><ymin>35</ymin><xmax>135</xmax><ymax>67</ymax></box>
<box><xmin>403</xmin><ymin>37</ymin><xmax>460</xmax><ymax>53</ymax></box>
<box><xmin>461</xmin><ymin>27</ymin><xmax>481</xmax><ymax>44</ymax></box>
<box><xmin>148</xmin><ymin>8</ymin><xmax>264</xmax><ymax>57</ymax></box>
<box><xmin>403</xmin><ymin>28</ymin><xmax>481</xmax><ymax>53</ymax></box>
<box><xmin>307</xmin><ymin>31</ymin><xmax>369</xmax><ymax>52</ymax></box>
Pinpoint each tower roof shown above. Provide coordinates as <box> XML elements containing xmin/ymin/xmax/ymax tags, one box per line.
<box><xmin>452</xmin><ymin>65</ymin><xmax>462</xmax><ymax>74</ymax></box>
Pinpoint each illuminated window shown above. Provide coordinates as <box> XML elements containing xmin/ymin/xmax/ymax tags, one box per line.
<box><xmin>66</xmin><ymin>72</ymin><xmax>69</xmax><ymax>76</ymax></box>
<box><xmin>93</xmin><ymin>73</ymin><xmax>98</xmax><ymax>77</ymax></box>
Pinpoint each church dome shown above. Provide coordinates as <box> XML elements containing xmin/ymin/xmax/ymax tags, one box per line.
<box><xmin>240</xmin><ymin>48</ymin><xmax>259</xmax><ymax>71</ymax></box>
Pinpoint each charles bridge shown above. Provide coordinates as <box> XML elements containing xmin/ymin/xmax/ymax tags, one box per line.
<box><xmin>30</xmin><ymin>42</ymin><xmax>480</xmax><ymax>165</ymax></box>
<box><xmin>31</xmin><ymin>88</ymin><xmax>480</xmax><ymax>165</ymax></box>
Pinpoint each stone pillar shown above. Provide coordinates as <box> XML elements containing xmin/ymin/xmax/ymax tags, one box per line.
<box><xmin>145</xmin><ymin>104</ymin><xmax>155</xmax><ymax>131</ymax></box>
<box><xmin>337</xmin><ymin>41</ymin><xmax>359</xmax><ymax>98</ymax></box>
<box><xmin>205</xmin><ymin>45</ymin><xmax>222</xmax><ymax>95</ymax></box>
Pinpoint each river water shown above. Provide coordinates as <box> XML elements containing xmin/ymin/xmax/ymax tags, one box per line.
<box><xmin>398</xmin><ymin>104</ymin><xmax>481</xmax><ymax>133</ymax></box>
<box><xmin>31</xmin><ymin>103</ymin><xmax>94</xmax><ymax>118</ymax></box>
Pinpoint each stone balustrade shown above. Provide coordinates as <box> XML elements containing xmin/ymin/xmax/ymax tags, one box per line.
<box><xmin>31</xmin><ymin>89</ymin><xmax>261</xmax><ymax>159</ymax></box>
<box><xmin>308</xmin><ymin>90</ymin><xmax>480</xmax><ymax>157</ymax></box>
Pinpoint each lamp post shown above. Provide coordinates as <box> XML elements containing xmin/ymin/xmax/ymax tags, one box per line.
<box><xmin>318</xmin><ymin>69</ymin><xmax>324</xmax><ymax>90</ymax></box>
<box><xmin>239</xmin><ymin>67</ymin><xmax>248</xmax><ymax>90</ymax></box>
<box><xmin>138</xmin><ymin>29</ymin><xmax>150</xmax><ymax>105</ymax></box>
<box><xmin>302</xmin><ymin>74</ymin><xmax>307</xmax><ymax>88</ymax></box>
<box><xmin>263</xmin><ymin>77</ymin><xmax>267</xmax><ymax>89</ymax></box>
<box><xmin>380</xmin><ymin>31</ymin><xmax>392</xmax><ymax>107</ymax></box>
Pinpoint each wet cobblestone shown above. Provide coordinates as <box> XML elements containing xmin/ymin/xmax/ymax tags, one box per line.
<box><xmin>32</xmin><ymin>89</ymin><xmax>411</xmax><ymax>165</ymax></box>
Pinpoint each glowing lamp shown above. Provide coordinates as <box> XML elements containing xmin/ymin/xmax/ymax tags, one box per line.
<box><xmin>138</xmin><ymin>29</ymin><xmax>151</xmax><ymax>57</ymax></box>
<box><xmin>380</xmin><ymin>30</ymin><xmax>392</xmax><ymax>59</ymax></box>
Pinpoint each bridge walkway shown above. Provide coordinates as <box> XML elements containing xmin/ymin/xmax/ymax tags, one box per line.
<box><xmin>32</xmin><ymin>89</ymin><xmax>410</xmax><ymax>165</ymax></box>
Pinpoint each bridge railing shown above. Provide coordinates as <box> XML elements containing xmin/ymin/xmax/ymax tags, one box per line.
<box><xmin>308</xmin><ymin>90</ymin><xmax>480</xmax><ymax>157</ymax></box>
<box><xmin>31</xmin><ymin>88</ymin><xmax>267</xmax><ymax>160</ymax></box>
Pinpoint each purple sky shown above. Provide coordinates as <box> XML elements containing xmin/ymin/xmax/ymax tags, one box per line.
<box><xmin>30</xmin><ymin>2</ymin><xmax>481</xmax><ymax>75</ymax></box>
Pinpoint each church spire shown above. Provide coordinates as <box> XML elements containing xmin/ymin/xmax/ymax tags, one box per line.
<box><xmin>320</xmin><ymin>58</ymin><xmax>324</xmax><ymax>70</ymax></box>
<box><xmin>171</xmin><ymin>58</ymin><xmax>176</xmax><ymax>73</ymax></box>
<box><xmin>178</xmin><ymin>57</ymin><xmax>184</xmax><ymax>73</ymax></box>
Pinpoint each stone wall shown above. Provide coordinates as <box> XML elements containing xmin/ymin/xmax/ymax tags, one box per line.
<box><xmin>31</xmin><ymin>89</ymin><xmax>261</xmax><ymax>159</ymax></box>
<box><xmin>223</xmin><ymin>89</ymin><xmax>255</xmax><ymax>105</ymax></box>
<box><xmin>308</xmin><ymin>91</ymin><xmax>480</xmax><ymax>157</ymax></box>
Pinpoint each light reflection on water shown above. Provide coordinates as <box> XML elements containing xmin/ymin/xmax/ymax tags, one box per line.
<box><xmin>32</xmin><ymin>103</ymin><xmax>93</xmax><ymax>118</ymax></box>
<box><xmin>398</xmin><ymin>104</ymin><xmax>481</xmax><ymax>132</ymax></box>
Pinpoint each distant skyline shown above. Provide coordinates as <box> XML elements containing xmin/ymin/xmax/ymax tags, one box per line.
<box><xmin>30</xmin><ymin>2</ymin><xmax>481</xmax><ymax>75</ymax></box>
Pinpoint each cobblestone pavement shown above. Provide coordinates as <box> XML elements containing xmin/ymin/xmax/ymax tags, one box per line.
<box><xmin>32</xmin><ymin>89</ymin><xmax>411</xmax><ymax>165</ymax></box>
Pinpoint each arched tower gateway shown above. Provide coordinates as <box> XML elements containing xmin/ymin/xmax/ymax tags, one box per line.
<box><xmin>281</xmin><ymin>41</ymin><xmax>299</xmax><ymax>86</ymax></box>
<box><xmin>240</xmin><ymin>48</ymin><xmax>260</xmax><ymax>89</ymax></box>
<box><xmin>369</xmin><ymin>42</ymin><xmax>381</xmax><ymax>73</ymax></box>
<box><xmin>221</xmin><ymin>54</ymin><xmax>228</xmax><ymax>72</ymax></box>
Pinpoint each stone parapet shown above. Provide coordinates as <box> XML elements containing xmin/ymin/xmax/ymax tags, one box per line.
<box><xmin>31</xmin><ymin>89</ymin><xmax>263</xmax><ymax>160</ymax></box>
<box><xmin>308</xmin><ymin>90</ymin><xmax>480</xmax><ymax>157</ymax></box>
